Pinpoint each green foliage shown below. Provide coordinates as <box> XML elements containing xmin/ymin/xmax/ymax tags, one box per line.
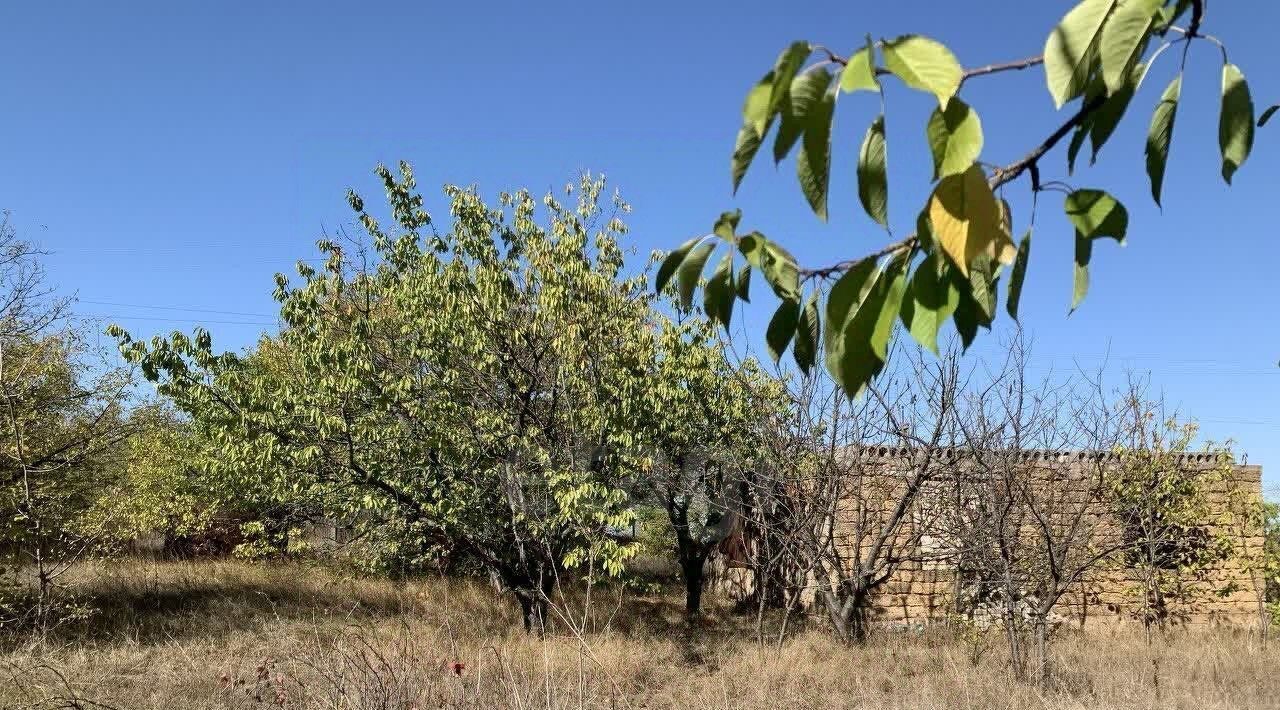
<box><xmin>1044</xmin><ymin>0</ymin><xmax>1116</xmax><ymax>109</ymax></box>
<box><xmin>901</xmin><ymin>252</ymin><xmax>960</xmax><ymax>355</ymax></box>
<box><xmin>1218</xmin><ymin>63</ymin><xmax>1255</xmax><ymax>184</ymax></box>
<box><xmin>83</xmin><ymin>404</ymin><xmax>216</xmax><ymax>544</ymax></box>
<box><xmin>638</xmin><ymin>311</ymin><xmax>785</xmax><ymax>608</ymax></box>
<box><xmin>881</xmin><ymin>35</ymin><xmax>962</xmax><ymax>107</ymax></box>
<box><xmin>1066</xmin><ymin>189</ymin><xmax>1128</xmax><ymax>310</ymax></box>
<box><xmin>1145</xmin><ymin>74</ymin><xmax>1182</xmax><ymax>207</ymax></box>
<box><xmin>1107</xmin><ymin>416</ymin><xmax>1233</xmax><ymax>629</ymax></box>
<box><xmin>669</xmin><ymin>1</ymin><xmax>1270</xmax><ymax>399</ymax></box>
<box><xmin>116</xmin><ymin>166</ymin><xmax>655</xmax><ymax>610</ymax></box>
<box><xmin>1005</xmin><ymin>232</ymin><xmax>1031</xmax><ymax>322</ymax></box>
<box><xmin>926</xmin><ymin>98</ymin><xmax>983</xmax><ymax>180</ymax></box>
<box><xmin>857</xmin><ymin>115</ymin><xmax>889</xmax><ymax>227</ymax></box>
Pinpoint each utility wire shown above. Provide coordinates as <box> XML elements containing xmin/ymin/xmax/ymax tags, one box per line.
<box><xmin>76</xmin><ymin>299</ymin><xmax>274</xmax><ymax>318</ymax></box>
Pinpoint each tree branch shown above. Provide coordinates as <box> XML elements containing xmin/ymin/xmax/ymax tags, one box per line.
<box><xmin>961</xmin><ymin>55</ymin><xmax>1044</xmax><ymax>85</ymax></box>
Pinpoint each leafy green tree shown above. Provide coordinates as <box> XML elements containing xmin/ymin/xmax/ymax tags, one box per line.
<box><xmin>1106</xmin><ymin>404</ymin><xmax>1233</xmax><ymax>641</ymax></box>
<box><xmin>113</xmin><ymin>166</ymin><xmax>652</xmax><ymax>631</ymax></box>
<box><xmin>82</xmin><ymin>403</ymin><xmax>221</xmax><ymax>550</ymax></box>
<box><xmin>639</xmin><ymin>311</ymin><xmax>785</xmax><ymax>618</ymax></box>
<box><xmin>657</xmin><ymin>0</ymin><xmax>1274</xmax><ymax>397</ymax></box>
<box><xmin>0</xmin><ymin>220</ymin><xmax>133</xmax><ymax>632</ymax></box>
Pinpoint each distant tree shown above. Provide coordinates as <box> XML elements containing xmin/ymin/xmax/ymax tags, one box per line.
<box><xmin>657</xmin><ymin>0</ymin><xmax>1275</xmax><ymax>399</ymax></box>
<box><xmin>1106</xmin><ymin>393</ymin><xmax>1233</xmax><ymax>642</ymax></box>
<box><xmin>638</xmin><ymin>312</ymin><xmax>784</xmax><ymax>618</ymax></box>
<box><xmin>114</xmin><ymin>166</ymin><xmax>655</xmax><ymax>632</ymax></box>
<box><xmin>82</xmin><ymin>403</ymin><xmax>222</xmax><ymax>551</ymax></box>
<box><xmin>0</xmin><ymin>217</ymin><xmax>133</xmax><ymax>633</ymax></box>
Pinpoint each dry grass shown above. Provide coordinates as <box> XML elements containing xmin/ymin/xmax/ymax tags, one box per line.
<box><xmin>1</xmin><ymin>559</ymin><xmax>1277</xmax><ymax>709</ymax></box>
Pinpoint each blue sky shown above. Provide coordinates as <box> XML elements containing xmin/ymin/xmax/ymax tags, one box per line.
<box><xmin>2</xmin><ymin>1</ymin><xmax>1277</xmax><ymax>485</ymax></box>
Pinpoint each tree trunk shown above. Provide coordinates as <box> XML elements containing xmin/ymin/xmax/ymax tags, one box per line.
<box><xmin>1033</xmin><ymin>617</ymin><xmax>1049</xmax><ymax>689</ymax></box>
<box><xmin>827</xmin><ymin>587</ymin><xmax>870</xmax><ymax>644</ymax></box>
<box><xmin>681</xmin><ymin>554</ymin><xmax>707</xmax><ymax>619</ymax></box>
<box><xmin>515</xmin><ymin>588</ymin><xmax>547</xmax><ymax>634</ymax></box>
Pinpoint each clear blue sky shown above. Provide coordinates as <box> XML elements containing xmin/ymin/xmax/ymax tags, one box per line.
<box><xmin>2</xmin><ymin>1</ymin><xmax>1276</xmax><ymax>485</ymax></box>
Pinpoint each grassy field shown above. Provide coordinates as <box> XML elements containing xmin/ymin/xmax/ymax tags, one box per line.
<box><xmin>1</xmin><ymin>559</ymin><xmax>1277</xmax><ymax>709</ymax></box>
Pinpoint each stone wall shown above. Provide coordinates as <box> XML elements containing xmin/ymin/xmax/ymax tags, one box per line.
<box><xmin>720</xmin><ymin>451</ymin><xmax>1265</xmax><ymax>630</ymax></box>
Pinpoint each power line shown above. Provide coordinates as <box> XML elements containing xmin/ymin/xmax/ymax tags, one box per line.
<box><xmin>77</xmin><ymin>299</ymin><xmax>275</xmax><ymax>318</ymax></box>
<box><xmin>78</xmin><ymin>313</ymin><xmax>277</xmax><ymax>327</ymax></box>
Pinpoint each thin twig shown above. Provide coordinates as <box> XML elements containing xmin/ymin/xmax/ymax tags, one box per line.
<box><xmin>961</xmin><ymin>56</ymin><xmax>1045</xmax><ymax>85</ymax></box>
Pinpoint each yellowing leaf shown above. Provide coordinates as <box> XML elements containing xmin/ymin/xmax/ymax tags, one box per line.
<box><xmin>927</xmin><ymin>165</ymin><xmax>1012</xmax><ymax>276</ymax></box>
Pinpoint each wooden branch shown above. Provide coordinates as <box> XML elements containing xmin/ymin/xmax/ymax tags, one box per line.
<box><xmin>961</xmin><ymin>55</ymin><xmax>1045</xmax><ymax>85</ymax></box>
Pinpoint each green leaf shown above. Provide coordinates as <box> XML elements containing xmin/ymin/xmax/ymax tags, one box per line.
<box><xmin>1044</xmin><ymin>0</ymin><xmax>1116</xmax><ymax>109</ymax></box>
<box><xmin>915</xmin><ymin>208</ymin><xmax>935</xmax><ymax>254</ymax></box>
<box><xmin>1089</xmin><ymin>65</ymin><xmax>1141</xmax><ymax>163</ymax></box>
<box><xmin>1066</xmin><ymin>190</ymin><xmax>1126</xmax><ymax>312</ymax></box>
<box><xmin>966</xmin><ymin>254</ymin><xmax>999</xmax><ymax>324</ymax></box>
<box><xmin>738</xmin><ymin>232</ymin><xmax>801</xmax><ymax>302</ymax></box>
<box><xmin>656</xmin><ymin>236</ymin><xmax>702</xmax><ymax>295</ymax></box>
<box><xmin>1006</xmin><ymin>231</ymin><xmax>1032</xmax><ymax>321</ymax></box>
<box><xmin>1154</xmin><ymin>0</ymin><xmax>1192</xmax><ymax>33</ymax></box>
<box><xmin>1072</xmin><ymin>230</ymin><xmax>1094</xmax><ymax>312</ymax></box>
<box><xmin>797</xmin><ymin>83</ymin><xmax>837</xmax><ymax>220</ymax></box>
<box><xmin>735</xmin><ymin>264</ymin><xmax>752</xmax><ymax>302</ymax></box>
<box><xmin>840</xmin><ymin>36</ymin><xmax>879</xmax><ymax>94</ymax></box>
<box><xmin>1099</xmin><ymin>0</ymin><xmax>1160</xmax><ymax>95</ymax></box>
<box><xmin>926</xmin><ymin>97</ymin><xmax>984</xmax><ymax>179</ymax></box>
<box><xmin>823</xmin><ymin>258</ymin><xmax>878</xmax><ymax>371</ymax></box>
<box><xmin>1259</xmin><ymin>105</ymin><xmax>1279</xmax><ymax>128</ymax></box>
<box><xmin>732</xmin><ymin>44</ymin><xmax>812</xmax><ymax>192</ymax></box>
<box><xmin>901</xmin><ymin>253</ymin><xmax>960</xmax><ymax>355</ymax></box>
<box><xmin>732</xmin><ymin>126</ymin><xmax>765</xmax><ymax>194</ymax></box>
<box><xmin>794</xmin><ymin>291</ymin><xmax>821</xmax><ymax>375</ymax></box>
<box><xmin>952</xmin><ymin>281</ymin><xmax>981</xmax><ymax>351</ymax></box>
<box><xmin>882</xmin><ymin>35</ymin><xmax>963</xmax><ymax>107</ymax></box>
<box><xmin>713</xmin><ymin>209</ymin><xmax>741</xmax><ymax>241</ymax></box>
<box><xmin>769</xmin><ymin>42</ymin><xmax>813</xmax><ymax>114</ymax></box>
<box><xmin>857</xmin><ymin>115</ymin><xmax>889</xmax><ymax>227</ymax></box>
<box><xmin>677</xmin><ymin>241</ymin><xmax>716</xmax><ymax>310</ymax></box>
<box><xmin>703</xmin><ymin>251</ymin><xmax>736</xmax><ymax>328</ymax></box>
<box><xmin>1065</xmin><ymin>189</ymin><xmax>1129</xmax><ymax>242</ymax></box>
<box><xmin>1145</xmin><ymin>73</ymin><xmax>1181</xmax><ymax>206</ymax></box>
<box><xmin>766</xmin><ymin>299</ymin><xmax>801</xmax><ymax>363</ymax></box>
<box><xmin>829</xmin><ymin>253</ymin><xmax>909</xmax><ymax>397</ymax></box>
<box><xmin>870</xmin><ymin>256</ymin><xmax>909</xmax><ymax>360</ymax></box>
<box><xmin>774</xmin><ymin>69</ymin><xmax>834</xmax><ymax>164</ymax></box>
<box><xmin>1067</xmin><ymin>123</ymin><xmax>1089</xmax><ymax>175</ymax></box>
<box><xmin>1219</xmin><ymin>63</ymin><xmax>1255</xmax><ymax>184</ymax></box>
<box><xmin>742</xmin><ymin>73</ymin><xmax>775</xmax><ymax>140</ymax></box>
